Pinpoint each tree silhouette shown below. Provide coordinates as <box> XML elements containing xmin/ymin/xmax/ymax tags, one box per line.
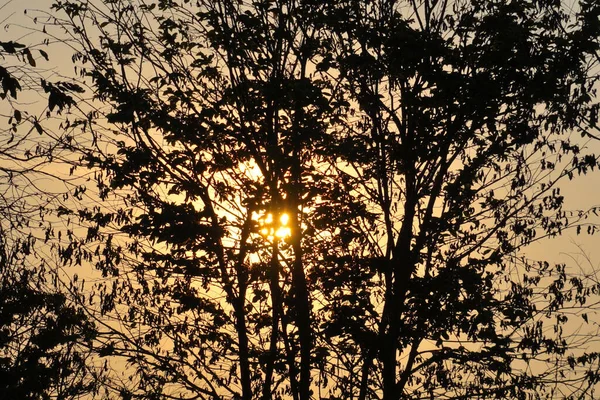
<box><xmin>45</xmin><ymin>0</ymin><xmax>600</xmax><ymax>399</ymax></box>
<box><xmin>0</xmin><ymin>33</ymin><xmax>105</xmax><ymax>399</ymax></box>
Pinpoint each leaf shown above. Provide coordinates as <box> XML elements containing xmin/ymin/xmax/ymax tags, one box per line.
<box><xmin>0</xmin><ymin>41</ymin><xmax>26</xmax><ymax>54</ymax></box>
<box><xmin>98</xmin><ymin>342</ymin><xmax>116</xmax><ymax>357</ymax></box>
<box><xmin>0</xmin><ymin>68</ymin><xmax>21</xmax><ymax>99</ymax></box>
<box><xmin>38</xmin><ymin>49</ymin><xmax>49</xmax><ymax>61</ymax></box>
<box><xmin>33</xmin><ymin>119</ymin><xmax>43</xmax><ymax>135</ymax></box>
<box><xmin>23</xmin><ymin>48</ymin><xmax>36</xmax><ymax>67</ymax></box>
<box><xmin>56</xmin><ymin>206</ymin><xmax>72</xmax><ymax>216</ymax></box>
<box><xmin>14</xmin><ymin>109</ymin><xmax>21</xmax><ymax>124</ymax></box>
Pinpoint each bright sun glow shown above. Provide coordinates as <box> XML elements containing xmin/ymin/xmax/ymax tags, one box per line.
<box><xmin>265</xmin><ymin>213</ymin><xmax>274</xmax><ymax>224</ymax></box>
<box><xmin>275</xmin><ymin>227</ymin><xmax>291</xmax><ymax>238</ymax></box>
<box><xmin>280</xmin><ymin>213</ymin><xmax>289</xmax><ymax>225</ymax></box>
<box><xmin>258</xmin><ymin>212</ymin><xmax>291</xmax><ymax>239</ymax></box>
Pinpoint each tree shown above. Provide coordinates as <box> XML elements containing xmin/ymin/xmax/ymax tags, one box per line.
<box><xmin>47</xmin><ymin>0</ymin><xmax>600</xmax><ymax>399</ymax></box>
<box><xmin>0</xmin><ymin>23</ymin><xmax>106</xmax><ymax>399</ymax></box>
<box><xmin>0</xmin><ymin>233</ymin><xmax>103</xmax><ymax>399</ymax></box>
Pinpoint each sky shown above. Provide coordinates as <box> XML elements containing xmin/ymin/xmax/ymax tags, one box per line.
<box><xmin>2</xmin><ymin>0</ymin><xmax>600</xmax><ymax>293</ymax></box>
<box><xmin>2</xmin><ymin>0</ymin><xmax>600</xmax><ymax>397</ymax></box>
<box><xmin>3</xmin><ymin>0</ymin><xmax>600</xmax><ymax>263</ymax></box>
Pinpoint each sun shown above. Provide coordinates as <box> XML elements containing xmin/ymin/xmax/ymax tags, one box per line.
<box><xmin>275</xmin><ymin>213</ymin><xmax>291</xmax><ymax>239</ymax></box>
<box><xmin>258</xmin><ymin>212</ymin><xmax>291</xmax><ymax>240</ymax></box>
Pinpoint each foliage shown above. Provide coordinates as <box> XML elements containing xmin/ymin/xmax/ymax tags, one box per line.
<box><xmin>0</xmin><ymin>232</ymin><xmax>101</xmax><ymax>399</ymax></box>
<box><xmin>47</xmin><ymin>0</ymin><xmax>600</xmax><ymax>399</ymax></box>
<box><xmin>0</xmin><ymin>28</ymin><xmax>105</xmax><ymax>399</ymax></box>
